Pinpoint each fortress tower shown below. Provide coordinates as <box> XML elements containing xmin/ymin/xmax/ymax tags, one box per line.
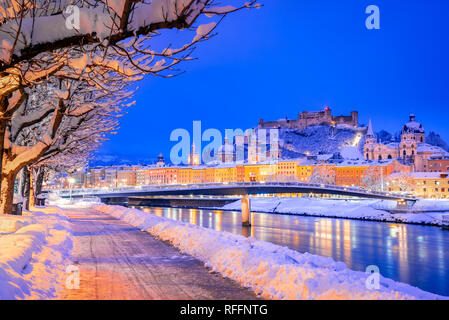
<box><xmin>258</xmin><ymin>107</ymin><xmax>358</xmax><ymax>130</ymax></box>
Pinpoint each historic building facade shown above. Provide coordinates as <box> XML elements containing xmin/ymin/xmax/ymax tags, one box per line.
<box><xmin>258</xmin><ymin>107</ymin><xmax>358</xmax><ymax>130</ymax></box>
<box><xmin>363</xmin><ymin>114</ymin><xmax>449</xmax><ymax>171</ymax></box>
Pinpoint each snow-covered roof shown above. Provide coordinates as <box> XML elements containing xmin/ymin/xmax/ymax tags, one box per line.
<box><xmin>429</xmin><ymin>155</ymin><xmax>449</xmax><ymax>160</ymax></box>
<box><xmin>385</xmin><ymin>142</ymin><xmax>400</xmax><ymax>148</ymax></box>
<box><xmin>417</xmin><ymin>143</ymin><xmax>449</xmax><ymax>155</ymax></box>
<box><xmin>401</xmin><ymin>114</ymin><xmax>425</xmax><ymax>134</ymax></box>
<box><xmin>410</xmin><ymin>172</ymin><xmax>449</xmax><ymax>179</ymax></box>
<box><xmin>335</xmin><ymin>159</ymin><xmax>397</xmax><ymax>168</ymax></box>
<box><xmin>316</xmin><ymin>154</ymin><xmax>333</xmax><ymax>161</ymax></box>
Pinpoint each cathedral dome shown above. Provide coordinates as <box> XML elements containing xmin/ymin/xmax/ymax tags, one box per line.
<box><xmin>401</xmin><ymin>114</ymin><xmax>424</xmax><ymax>134</ymax></box>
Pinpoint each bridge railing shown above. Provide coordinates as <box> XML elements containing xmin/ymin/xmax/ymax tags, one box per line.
<box><xmin>53</xmin><ymin>181</ymin><xmax>416</xmax><ymax>200</ymax></box>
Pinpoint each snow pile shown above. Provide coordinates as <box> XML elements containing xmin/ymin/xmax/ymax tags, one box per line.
<box><xmin>0</xmin><ymin>208</ymin><xmax>73</xmax><ymax>300</ymax></box>
<box><xmin>46</xmin><ymin>193</ymin><xmax>101</xmax><ymax>208</ymax></box>
<box><xmin>94</xmin><ymin>204</ymin><xmax>445</xmax><ymax>300</ymax></box>
<box><xmin>218</xmin><ymin>198</ymin><xmax>449</xmax><ymax>226</ymax></box>
<box><xmin>0</xmin><ymin>215</ymin><xmax>34</xmax><ymax>233</ymax></box>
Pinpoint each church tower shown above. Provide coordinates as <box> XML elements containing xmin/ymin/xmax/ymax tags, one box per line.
<box><xmin>400</xmin><ymin>114</ymin><xmax>424</xmax><ymax>161</ymax></box>
<box><xmin>363</xmin><ymin>118</ymin><xmax>376</xmax><ymax>160</ymax></box>
<box><xmin>189</xmin><ymin>143</ymin><xmax>200</xmax><ymax>166</ymax></box>
<box><xmin>156</xmin><ymin>153</ymin><xmax>165</xmax><ymax>167</ymax></box>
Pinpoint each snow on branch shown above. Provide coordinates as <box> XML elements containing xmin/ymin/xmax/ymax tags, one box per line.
<box><xmin>0</xmin><ymin>0</ymin><xmax>259</xmax><ymax>70</ymax></box>
<box><xmin>3</xmin><ymin>73</ymin><xmax>131</xmax><ymax>176</ymax></box>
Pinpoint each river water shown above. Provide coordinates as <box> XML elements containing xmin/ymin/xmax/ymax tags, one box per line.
<box><xmin>139</xmin><ymin>206</ymin><xmax>449</xmax><ymax>296</ymax></box>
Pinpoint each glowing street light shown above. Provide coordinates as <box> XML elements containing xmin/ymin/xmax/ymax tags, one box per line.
<box><xmin>68</xmin><ymin>177</ymin><xmax>76</xmax><ymax>202</ymax></box>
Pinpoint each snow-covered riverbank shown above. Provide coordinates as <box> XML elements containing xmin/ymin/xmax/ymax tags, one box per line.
<box><xmin>95</xmin><ymin>204</ymin><xmax>447</xmax><ymax>300</ymax></box>
<box><xmin>0</xmin><ymin>208</ymin><xmax>73</xmax><ymax>300</ymax></box>
<box><xmin>214</xmin><ymin>198</ymin><xmax>449</xmax><ymax>227</ymax></box>
<box><xmin>2</xmin><ymin>201</ymin><xmax>448</xmax><ymax>300</ymax></box>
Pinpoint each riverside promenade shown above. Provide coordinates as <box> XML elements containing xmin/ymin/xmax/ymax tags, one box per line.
<box><xmin>59</xmin><ymin>208</ymin><xmax>257</xmax><ymax>300</ymax></box>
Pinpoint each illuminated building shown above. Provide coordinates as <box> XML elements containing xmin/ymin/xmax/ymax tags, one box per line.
<box><xmin>409</xmin><ymin>172</ymin><xmax>449</xmax><ymax>199</ymax></box>
<box><xmin>276</xmin><ymin>160</ymin><xmax>299</xmax><ymax>182</ymax></box>
<box><xmin>189</xmin><ymin>143</ymin><xmax>200</xmax><ymax>166</ymax></box>
<box><xmin>364</xmin><ymin>114</ymin><xmax>449</xmax><ymax>171</ymax></box>
<box><xmin>117</xmin><ymin>168</ymin><xmax>138</xmax><ymax>186</ymax></box>
<box><xmin>335</xmin><ymin>159</ymin><xmax>411</xmax><ymax>188</ymax></box>
<box><xmin>54</xmin><ymin>157</ymin><xmax>415</xmax><ymax>193</ymax></box>
<box><xmin>156</xmin><ymin>153</ymin><xmax>165</xmax><ymax>167</ymax></box>
<box><xmin>428</xmin><ymin>155</ymin><xmax>449</xmax><ymax>172</ymax></box>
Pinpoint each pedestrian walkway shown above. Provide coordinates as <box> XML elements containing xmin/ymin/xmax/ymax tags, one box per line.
<box><xmin>59</xmin><ymin>209</ymin><xmax>257</xmax><ymax>300</ymax></box>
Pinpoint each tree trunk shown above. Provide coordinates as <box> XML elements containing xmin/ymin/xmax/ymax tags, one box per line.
<box><xmin>0</xmin><ymin>172</ymin><xmax>16</xmax><ymax>214</ymax></box>
<box><xmin>29</xmin><ymin>171</ymin><xmax>34</xmax><ymax>209</ymax></box>
<box><xmin>0</xmin><ymin>117</ymin><xmax>7</xmax><ymax>197</ymax></box>
<box><xmin>21</xmin><ymin>167</ymin><xmax>30</xmax><ymax>210</ymax></box>
<box><xmin>29</xmin><ymin>167</ymin><xmax>44</xmax><ymax>208</ymax></box>
<box><xmin>34</xmin><ymin>167</ymin><xmax>44</xmax><ymax>206</ymax></box>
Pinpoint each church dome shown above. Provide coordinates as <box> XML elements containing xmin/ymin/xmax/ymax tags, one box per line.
<box><xmin>401</xmin><ymin>114</ymin><xmax>424</xmax><ymax>134</ymax></box>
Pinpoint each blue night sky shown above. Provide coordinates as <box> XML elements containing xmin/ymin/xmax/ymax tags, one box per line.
<box><xmin>97</xmin><ymin>0</ymin><xmax>449</xmax><ymax>162</ymax></box>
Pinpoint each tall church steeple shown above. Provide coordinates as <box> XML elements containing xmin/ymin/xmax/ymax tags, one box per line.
<box><xmin>366</xmin><ymin>118</ymin><xmax>376</xmax><ymax>139</ymax></box>
<box><xmin>363</xmin><ymin>118</ymin><xmax>377</xmax><ymax>160</ymax></box>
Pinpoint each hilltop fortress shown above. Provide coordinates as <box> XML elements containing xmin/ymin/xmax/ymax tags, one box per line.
<box><xmin>258</xmin><ymin>107</ymin><xmax>358</xmax><ymax>130</ymax></box>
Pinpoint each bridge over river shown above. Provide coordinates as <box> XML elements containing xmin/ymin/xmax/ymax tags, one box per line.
<box><xmin>56</xmin><ymin>181</ymin><xmax>418</xmax><ymax>225</ymax></box>
<box><xmin>58</xmin><ymin>181</ymin><xmax>416</xmax><ymax>202</ymax></box>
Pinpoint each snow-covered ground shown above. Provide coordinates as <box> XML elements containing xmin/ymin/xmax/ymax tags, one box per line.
<box><xmin>95</xmin><ymin>204</ymin><xmax>447</xmax><ymax>300</ymax></box>
<box><xmin>2</xmin><ymin>198</ymin><xmax>448</xmax><ymax>300</ymax></box>
<box><xmin>215</xmin><ymin>198</ymin><xmax>449</xmax><ymax>227</ymax></box>
<box><xmin>0</xmin><ymin>207</ymin><xmax>73</xmax><ymax>300</ymax></box>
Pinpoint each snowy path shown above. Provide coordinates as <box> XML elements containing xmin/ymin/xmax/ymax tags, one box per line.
<box><xmin>59</xmin><ymin>208</ymin><xmax>257</xmax><ymax>300</ymax></box>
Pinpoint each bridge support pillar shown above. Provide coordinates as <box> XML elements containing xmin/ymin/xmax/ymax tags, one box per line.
<box><xmin>396</xmin><ymin>199</ymin><xmax>417</xmax><ymax>211</ymax></box>
<box><xmin>241</xmin><ymin>195</ymin><xmax>251</xmax><ymax>227</ymax></box>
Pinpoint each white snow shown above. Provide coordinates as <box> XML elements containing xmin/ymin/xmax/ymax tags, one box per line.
<box><xmin>0</xmin><ymin>208</ymin><xmax>72</xmax><ymax>300</ymax></box>
<box><xmin>339</xmin><ymin>146</ymin><xmax>363</xmax><ymax>160</ymax></box>
<box><xmin>94</xmin><ymin>204</ymin><xmax>446</xmax><ymax>300</ymax></box>
<box><xmin>0</xmin><ymin>215</ymin><xmax>33</xmax><ymax>233</ymax></box>
<box><xmin>0</xmin><ymin>0</ymin><xmax>210</xmax><ymax>62</ymax></box>
<box><xmin>218</xmin><ymin>197</ymin><xmax>449</xmax><ymax>226</ymax></box>
<box><xmin>3</xmin><ymin>198</ymin><xmax>447</xmax><ymax>300</ymax></box>
<box><xmin>193</xmin><ymin>22</ymin><xmax>217</xmax><ymax>42</ymax></box>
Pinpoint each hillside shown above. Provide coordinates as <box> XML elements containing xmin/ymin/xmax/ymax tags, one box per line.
<box><xmin>278</xmin><ymin>125</ymin><xmax>364</xmax><ymax>159</ymax></box>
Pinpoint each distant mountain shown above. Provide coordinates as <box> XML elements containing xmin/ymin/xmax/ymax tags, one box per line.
<box><xmin>89</xmin><ymin>153</ymin><xmax>159</xmax><ymax>167</ymax></box>
<box><xmin>427</xmin><ymin>131</ymin><xmax>449</xmax><ymax>151</ymax></box>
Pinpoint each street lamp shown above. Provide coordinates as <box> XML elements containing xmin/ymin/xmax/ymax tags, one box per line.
<box><xmin>68</xmin><ymin>177</ymin><xmax>76</xmax><ymax>203</ymax></box>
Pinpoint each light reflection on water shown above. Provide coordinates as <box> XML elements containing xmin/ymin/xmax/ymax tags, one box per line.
<box><xmin>139</xmin><ymin>206</ymin><xmax>449</xmax><ymax>296</ymax></box>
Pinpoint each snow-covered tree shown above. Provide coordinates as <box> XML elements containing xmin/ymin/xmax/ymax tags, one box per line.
<box><xmin>0</xmin><ymin>75</ymin><xmax>130</xmax><ymax>213</ymax></box>
<box><xmin>427</xmin><ymin>131</ymin><xmax>449</xmax><ymax>151</ymax></box>
<box><xmin>361</xmin><ymin>167</ymin><xmax>382</xmax><ymax>191</ymax></box>
<box><xmin>309</xmin><ymin>165</ymin><xmax>335</xmax><ymax>185</ymax></box>
<box><xmin>0</xmin><ymin>0</ymin><xmax>258</xmax><ymax>213</ymax></box>
<box><xmin>386</xmin><ymin>173</ymin><xmax>414</xmax><ymax>193</ymax></box>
